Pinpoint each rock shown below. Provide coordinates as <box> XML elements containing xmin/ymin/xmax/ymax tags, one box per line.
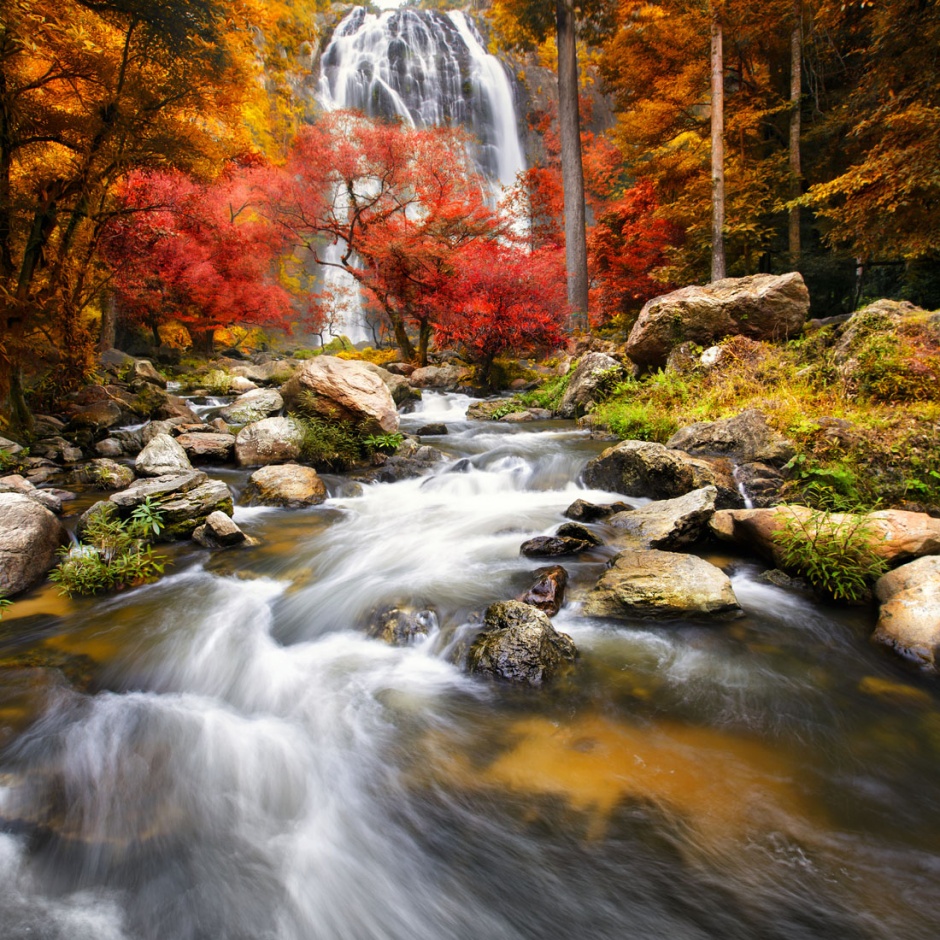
<box><xmin>872</xmin><ymin>556</ymin><xmax>940</xmax><ymax>669</ymax></box>
<box><xmin>607</xmin><ymin>486</ymin><xmax>718</xmax><ymax>551</ymax></box>
<box><xmin>155</xmin><ymin>395</ymin><xmax>198</xmax><ymax>423</ymax></box>
<box><xmin>32</xmin><ymin>436</ymin><xmax>83</xmax><ymax>463</ymax></box>
<box><xmin>218</xmin><ymin>388</ymin><xmax>284</xmax><ymax>425</ymax></box>
<box><xmin>367</xmin><ymin>606</ymin><xmax>437</xmax><ymax>646</ymax></box>
<box><xmin>0</xmin><ymin>435</ymin><xmax>24</xmax><ymax>456</ymax></box>
<box><xmin>709</xmin><ymin>506</ymin><xmax>940</xmax><ymax>568</ymax></box>
<box><xmin>467</xmin><ymin>600</ymin><xmax>576</xmax><ymax>686</ymax></box>
<box><xmin>94</xmin><ymin>438</ymin><xmax>124</xmax><ymax>458</ymax></box>
<box><xmin>234</xmin><ymin>417</ymin><xmax>305</xmax><ymax>467</ymax></box>
<box><xmin>281</xmin><ymin>356</ymin><xmax>399</xmax><ymax>434</ymax></box>
<box><xmin>409</xmin><ymin>364</ymin><xmax>470</xmax><ymax>390</ymax></box>
<box><xmin>67</xmin><ymin>400</ymin><xmax>124</xmax><ymax>432</ymax></box>
<box><xmin>133</xmin><ymin>359</ymin><xmax>166</xmax><ymax>388</ymax></box>
<box><xmin>666</xmin><ymin>409</ymin><xmax>795</xmax><ymax>467</ymax></box>
<box><xmin>192</xmin><ymin>511</ymin><xmax>247</xmax><ymax>549</ymax></box>
<box><xmin>0</xmin><ymin>474</ymin><xmax>63</xmax><ymax>513</ymax></box>
<box><xmin>348</xmin><ymin>439</ymin><xmax>444</xmax><ymax>484</ymax></box>
<box><xmin>385</xmin><ymin>362</ymin><xmax>415</xmax><ymax>376</ymax></box>
<box><xmin>556</xmin><ymin>352</ymin><xmax>628</xmax><ymax>418</ymax></box>
<box><xmin>359</xmin><ymin>362</ymin><xmax>422</xmax><ymax>407</ymax></box>
<box><xmin>520</xmin><ymin>536</ymin><xmax>594</xmax><ymax>557</ymax></box>
<box><xmin>227</xmin><ymin>376</ymin><xmax>258</xmax><ymax>393</ymax></box>
<box><xmin>732</xmin><ymin>462</ymin><xmax>786</xmax><ymax>508</ymax></box>
<box><xmin>143</xmin><ymin>480</ymin><xmax>234</xmax><ymax>541</ymax></box>
<box><xmin>229</xmin><ymin>359</ymin><xmax>296</xmax><ymax>384</ymax></box>
<box><xmin>626</xmin><ymin>273</ymin><xmax>809</xmax><ymax>368</ymax></box>
<box><xmin>466</xmin><ymin>399</ymin><xmax>524</xmax><ymax>421</ymax></box>
<box><xmin>0</xmin><ymin>493</ymin><xmax>69</xmax><ymax>597</ymax></box>
<box><xmin>68</xmin><ymin>458</ymin><xmax>135</xmax><ymax>491</ymax></box>
<box><xmin>99</xmin><ymin>348</ymin><xmax>135</xmax><ymax>372</ymax></box>
<box><xmin>417</xmin><ymin>423</ymin><xmax>448</xmax><ymax>436</ymax></box>
<box><xmin>519</xmin><ymin>565</ymin><xmax>568</xmax><ymax>616</ymax></box>
<box><xmin>499</xmin><ymin>409</ymin><xmax>553</xmax><ymax>423</ymax></box>
<box><xmin>176</xmin><ymin>432</ymin><xmax>236</xmax><ymax>462</ymax></box>
<box><xmin>581</xmin><ymin>439</ymin><xmax>740</xmax><ymax>506</ymax></box>
<box><xmin>109</xmin><ymin>470</ymin><xmax>208</xmax><ymax>510</ymax></box>
<box><xmin>555</xmin><ymin>522</ymin><xmax>603</xmax><ymax>545</ymax></box>
<box><xmin>135</xmin><ymin>433</ymin><xmax>192</xmax><ymax>477</ymax></box>
<box><xmin>563</xmin><ymin>498</ymin><xmax>632</xmax><ymax>522</ymax></box>
<box><xmin>582</xmin><ymin>550</ymin><xmax>740</xmax><ymax>620</ymax></box>
<box><xmin>245</xmin><ymin>464</ymin><xmax>327</xmax><ymax>508</ymax></box>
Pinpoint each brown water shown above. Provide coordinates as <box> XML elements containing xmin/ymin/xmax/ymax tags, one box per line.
<box><xmin>1</xmin><ymin>392</ymin><xmax>938</xmax><ymax>940</ymax></box>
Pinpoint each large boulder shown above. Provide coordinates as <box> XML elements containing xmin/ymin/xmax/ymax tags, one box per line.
<box><xmin>244</xmin><ymin>464</ymin><xmax>327</xmax><ymax>508</ymax></box>
<box><xmin>556</xmin><ymin>353</ymin><xmax>628</xmax><ymax>418</ymax></box>
<box><xmin>133</xmin><ymin>359</ymin><xmax>166</xmax><ymax>388</ymax></box>
<box><xmin>709</xmin><ymin>506</ymin><xmax>940</xmax><ymax>568</ymax></box>
<box><xmin>235</xmin><ymin>417</ymin><xmax>305</xmax><ymax>467</ymax></box>
<box><xmin>582</xmin><ymin>550</ymin><xmax>740</xmax><ymax>620</ymax></box>
<box><xmin>626</xmin><ymin>273</ymin><xmax>809</xmax><ymax>368</ymax></box>
<box><xmin>281</xmin><ymin>356</ymin><xmax>399</xmax><ymax>434</ymax></box>
<box><xmin>872</xmin><ymin>556</ymin><xmax>940</xmax><ymax>669</ymax></box>
<box><xmin>218</xmin><ymin>388</ymin><xmax>283</xmax><ymax>425</ymax></box>
<box><xmin>359</xmin><ymin>362</ymin><xmax>421</xmax><ymax>408</ymax></box>
<box><xmin>408</xmin><ymin>364</ymin><xmax>470</xmax><ymax>390</ymax></box>
<box><xmin>607</xmin><ymin>486</ymin><xmax>718</xmax><ymax>551</ymax></box>
<box><xmin>666</xmin><ymin>409</ymin><xmax>795</xmax><ymax>467</ymax></box>
<box><xmin>67</xmin><ymin>400</ymin><xmax>124</xmax><ymax>432</ymax></box>
<box><xmin>135</xmin><ymin>433</ymin><xmax>192</xmax><ymax>477</ymax></box>
<box><xmin>109</xmin><ymin>471</ymin><xmax>233</xmax><ymax>540</ymax></box>
<box><xmin>581</xmin><ymin>439</ymin><xmax>740</xmax><ymax>506</ymax></box>
<box><xmin>175</xmin><ymin>432</ymin><xmax>236</xmax><ymax>463</ymax></box>
<box><xmin>467</xmin><ymin>600</ymin><xmax>577</xmax><ymax>686</ymax></box>
<box><xmin>0</xmin><ymin>493</ymin><xmax>69</xmax><ymax>597</ymax></box>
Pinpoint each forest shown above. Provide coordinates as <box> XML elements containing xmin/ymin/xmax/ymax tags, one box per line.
<box><xmin>0</xmin><ymin>0</ymin><xmax>938</xmax><ymax>427</ymax></box>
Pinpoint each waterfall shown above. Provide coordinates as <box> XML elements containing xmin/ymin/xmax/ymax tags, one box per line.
<box><xmin>313</xmin><ymin>8</ymin><xmax>527</xmax><ymax>344</ymax></box>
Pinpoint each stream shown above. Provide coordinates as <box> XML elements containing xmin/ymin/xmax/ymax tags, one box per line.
<box><xmin>1</xmin><ymin>392</ymin><xmax>939</xmax><ymax>940</ymax></box>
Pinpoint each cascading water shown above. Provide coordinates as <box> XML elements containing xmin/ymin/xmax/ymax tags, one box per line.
<box><xmin>313</xmin><ymin>8</ymin><xmax>527</xmax><ymax>344</ymax></box>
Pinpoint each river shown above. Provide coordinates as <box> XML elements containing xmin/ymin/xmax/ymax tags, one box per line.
<box><xmin>1</xmin><ymin>393</ymin><xmax>938</xmax><ymax>939</ymax></box>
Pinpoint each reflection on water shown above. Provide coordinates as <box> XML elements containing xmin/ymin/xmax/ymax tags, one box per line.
<box><xmin>1</xmin><ymin>394</ymin><xmax>939</xmax><ymax>940</ymax></box>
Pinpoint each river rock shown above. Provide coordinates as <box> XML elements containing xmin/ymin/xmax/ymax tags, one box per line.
<box><xmin>582</xmin><ymin>440</ymin><xmax>740</xmax><ymax>506</ymax></box>
<box><xmin>417</xmin><ymin>423</ymin><xmax>448</xmax><ymax>436</ymax></box>
<box><xmin>564</xmin><ymin>498</ymin><xmax>632</xmax><ymax>522</ymax></box>
<box><xmin>218</xmin><ymin>388</ymin><xmax>283</xmax><ymax>425</ymax></box>
<box><xmin>360</xmin><ymin>362</ymin><xmax>421</xmax><ymax>407</ymax></box>
<box><xmin>368</xmin><ymin>606</ymin><xmax>437</xmax><ymax>646</ymax></box>
<box><xmin>192</xmin><ymin>511</ymin><xmax>247</xmax><ymax>549</ymax></box>
<box><xmin>607</xmin><ymin>486</ymin><xmax>718</xmax><ymax>551</ymax></box>
<box><xmin>409</xmin><ymin>364</ymin><xmax>469</xmax><ymax>390</ymax></box>
<box><xmin>556</xmin><ymin>352</ymin><xmax>627</xmax><ymax>418</ymax></box>
<box><xmin>348</xmin><ymin>439</ymin><xmax>444</xmax><ymax>484</ymax></box>
<box><xmin>519</xmin><ymin>566</ymin><xmax>568</xmax><ymax>616</ymax></box>
<box><xmin>732</xmin><ymin>462</ymin><xmax>786</xmax><ymax>508</ymax></box>
<box><xmin>467</xmin><ymin>600</ymin><xmax>577</xmax><ymax>686</ymax></box>
<box><xmin>135</xmin><ymin>433</ymin><xmax>192</xmax><ymax>477</ymax></box>
<box><xmin>235</xmin><ymin>417</ymin><xmax>305</xmax><ymax>467</ymax></box>
<box><xmin>626</xmin><ymin>272</ymin><xmax>809</xmax><ymax>368</ymax></box>
<box><xmin>67</xmin><ymin>458</ymin><xmax>135</xmax><ymax>490</ymax></box>
<box><xmin>176</xmin><ymin>432</ymin><xmax>236</xmax><ymax>462</ymax></box>
<box><xmin>245</xmin><ymin>464</ymin><xmax>327</xmax><ymax>507</ymax></box>
<box><xmin>556</xmin><ymin>522</ymin><xmax>603</xmax><ymax>546</ymax></box>
<box><xmin>520</xmin><ymin>535</ymin><xmax>594</xmax><ymax>557</ymax></box>
<box><xmin>0</xmin><ymin>474</ymin><xmax>63</xmax><ymax>513</ymax></box>
<box><xmin>709</xmin><ymin>506</ymin><xmax>940</xmax><ymax>568</ymax></box>
<box><xmin>94</xmin><ymin>437</ymin><xmax>124</xmax><ymax>458</ymax></box>
<box><xmin>228</xmin><ymin>376</ymin><xmax>258</xmax><ymax>394</ymax></box>
<box><xmin>0</xmin><ymin>493</ymin><xmax>69</xmax><ymax>597</ymax></box>
<box><xmin>281</xmin><ymin>356</ymin><xmax>399</xmax><ymax>434</ymax></box>
<box><xmin>67</xmin><ymin>400</ymin><xmax>124</xmax><ymax>432</ymax></box>
<box><xmin>666</xmin><ymin>409</ymin><xmax>795</xmax><ymax>466</ymax></box>
<box><xmin>466</xmin><ymin>400</ymin><xmax>525</xmax><ymax>420</ymax></box>
<box><xmin>582</xmin><ymin>550</ymin><xmax>741</xmax><ymax>620</ymax></box>
<box><xmin>872</xmin><ymin>556</ymin><xmax>940</xmax><ymax>669</ymax></box>
<box><xmin>133</xmin><ymin>359</ymin><xmax>166</xmax><ymax>388</ymax></box>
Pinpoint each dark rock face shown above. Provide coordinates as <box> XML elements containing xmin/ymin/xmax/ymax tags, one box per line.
<box><xmin>626</xmin><ymin>272</ymin><xmax>809</xmax><ymax>368</ymax></box>
<box><xmin>367</xmin><ymin>607</ymin><xmax>438</xmax><ymax>646</ymax></box>
<box><xmin>666</xmin><ymin>409</ymin><xmax>795</xmax><ymax>467</ymax></box>
<box><xmin>563</xmin><ymin>498</ymin><xmax>632</xmax><ymax>522</ymax></box>
<box><xmin>0</xmin><ymin>493</ymin><xmax>69</xmax><ymax>597</ymax></box>
<box><xmin>417</xmin><ymin>423</ymin><xmax>448</xmax><ymax>436</ymax></box>
<box><xmin>520</xmin><ymin>535</ymin><xmax>594</xmax><ymax>557</ymax></box>
<box><xmin>581</xmin><ymin>440</ymin><xmax>741</xmax><ymax>506</ymax></box>
<box><xmin>467</xmin><ymin>600</ymin><xmax>577</xmax><ymax>686</ymax></box>
<box><xmin>556</xmin><ymin>352</ymin><xmax>628</xmax><ymax>418</ymax></box>
<box><xmin>556</xmin><ymin>522</ymin><xmax>603</xmax><ymax>545</ymax></box>
<box><xmin>519</xmin><ymin>566</ymin><xmax>569</xmax><ymax>616</ymax></box>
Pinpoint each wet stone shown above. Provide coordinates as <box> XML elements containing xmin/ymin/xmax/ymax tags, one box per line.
<box><xmin>518</xmin><ymin>565</ymin><xmax>569</xmax><ymax>617</ymax></box>
<box><xmin>520</xmin><ymin>536</ymin><xmax>594</xmax><ymax>558</ymax></box>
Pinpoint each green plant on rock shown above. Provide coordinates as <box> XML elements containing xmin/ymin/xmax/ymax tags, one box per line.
<box><xmin>518</xmin><ymin>371</ymin><xmax>571</xmax><ymax>412</ymax></box>
<box><xmin>0</xmin><ymin>595</ymin><xmax>11</xmax><ymax>620</ymax></box>
<box><xmin>295</xmin><ymin>415</ymin><xmax>364</xmax><ymax>471</ymax></box>
<box><xmin>362</xmin><ymin>432</ymin><xmax>404</xmax><ymax>454</ymax></box>
<box><xmin>0</xmin><ymin>446</ymin><xmax>29</xmax><ymax>473</ymax></box>
<box><xmin>50</xmin><ymin>499</ymin><xmax>168</xmax><ymax>597</ymax></box>
<box><xmin>774</xmin><ymin>507</ymin><xmax>888</xmax><ymax>604</ymax></box>
<box><xmin>202</xmin><ymin>370</ymin><xmax>234</xmax><ymax>395</ymax></box>
<box><xmin>782</xmin><ymin>453</ymin><xmax>862</xmax><ymax>511</ymax></box>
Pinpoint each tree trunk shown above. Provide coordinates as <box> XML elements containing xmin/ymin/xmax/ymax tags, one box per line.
<box><xmin>710</xmin><ymin>9</ymin><xmax>726</xmax><ymax>282</ymax></box>
<box><xmin>7</xmin><ymin>364</ymin><xmax>32</xmax><ymax>435</ymax></box>
<box><xmin>555</xmin><ymin>0</ymin><xmax>589</xmax><ymax>318</ymax></box>
<box><xmin>98</xmin><ymin>292</ymin><xmax>117</xmax><ymax>352</ymax></box>
<box><xmin>417</xmin><ymin>318</ymin><xmax>432</xmax><ymax>368</ymax></box>
<box><xmin>789</xmin><ymin>1</ymin><xmax>802</xmax><ymax>264</ymax></box>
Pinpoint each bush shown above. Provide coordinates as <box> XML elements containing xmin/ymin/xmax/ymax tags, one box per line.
<box><xmin>295</xmin><ymin>415</ymin><xmax>364</xmax><ymax>471</ymax></box>
<box><xmin>774</xmin><ymin>507</ymin><xmax>888</xmax><ymax>603</ymax></box>
<box><xmin>50</xmin><ymin>500</ymin><xmax>168</xmax><ymax>596</ymax></box>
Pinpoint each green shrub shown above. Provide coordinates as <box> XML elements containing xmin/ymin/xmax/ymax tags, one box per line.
<box><xmin>362</xmin><ymin>432</ymin><xmax>404</xmax><ymax>454</ymax></box>
<box><xmin>518</xmin><ymin>371</ymin><xmax>571</xmax><ymax>412</ymax></box>
<box><xmin>202</xmin><ymin>369</ymin><xmax>234</xmax><ymax>395</ymax></box>
<box><xmin>782</xmin><ymin>453</ymin><xmax>862</xmax><ymax>511</ymax></box>
<box><xmin>774</xmin><ymin>507</ymin><xmax>888</xmax><ymax>603</ymax></box>
<box><xmin>50</xmin><ymin>499</ymin><xmax>168</xmax><ymax>597</ymax></box>
<box><xmin>597</xmin><ymin>401</ymin><xmax>678</xmax><ymax>442</ymax></box>
<box><xmin>0</xmin><ymin>447</ymin><xmax>28</xmax><ymax>473</ymax></box>
<box><xmin>295</xmin><ymin>415</ymin><xmax>364</xmax><ymax>471</ymax></box>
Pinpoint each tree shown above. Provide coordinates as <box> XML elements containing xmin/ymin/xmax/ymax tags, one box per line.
<box><xmin>269</xmin><ymin>113</ymin><xmax>502</xmax><ymax>365</ymax></box>
<box><xmin>432</xmin><ymin>242</ymin><xmax>569</xmax><ymax>383</ymax></box>
<box><xmin>104</xmin><ymin>161</ymin><xmax>301</xmax><ymax>353</ymax></box>
<box><xmin>710</xmin><ymin>2</ymin><xmax>726</xmax><ymax>280</ymax></box>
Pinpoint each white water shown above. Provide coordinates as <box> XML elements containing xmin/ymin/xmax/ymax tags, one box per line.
<box><xmin>2</xmin><ymin>399</ymin><xmax>938</xmax><ymax>940</ymax></box>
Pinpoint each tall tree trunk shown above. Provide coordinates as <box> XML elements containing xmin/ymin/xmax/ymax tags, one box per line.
<box><xmin>98</xmin><ymin>292</ymin><xmax>117</xmax><ymax>352</ymax></box>
<box><xmin>789</xmin><ymin>0</ymin><xmax>802</xmax><ymax>264</ymax></box>
<box><xmin>710</xmin><ymin>9</ymin><xmax>726</xmax><ymax>282</ymax></box>
<box><xmin>556</xmin><ymin>0</ymin><xmax>589</xmax><ymax>318</ymax></box>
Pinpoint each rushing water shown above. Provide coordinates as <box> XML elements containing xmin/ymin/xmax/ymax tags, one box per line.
<box><xmin>2</xmin><ymin>394</ymin><xmax>940</xmax><ymax>940</ymax></box>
